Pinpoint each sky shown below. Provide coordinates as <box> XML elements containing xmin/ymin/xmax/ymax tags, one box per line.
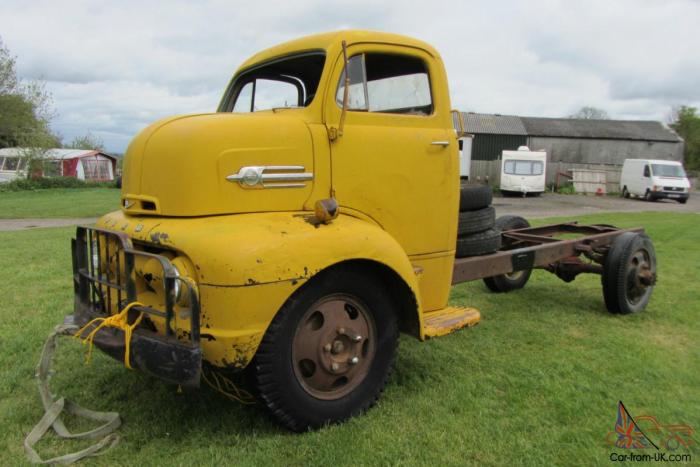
<box><xmin>1</xmin><ymin>0</ymin><xmax>698</xmax><ymax>153</ymax></box>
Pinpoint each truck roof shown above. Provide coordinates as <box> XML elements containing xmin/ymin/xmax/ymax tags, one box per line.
<box><xmin>624</xmin><ymin>159</ymin><xmax>683</xmax><ymax>165</ymax></box>
<box><xmin>238</xmin><ymin>30</ymin><xmax>440</xmax><ymax>71</ymax></box>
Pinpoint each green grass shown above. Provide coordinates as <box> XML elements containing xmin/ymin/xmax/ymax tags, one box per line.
<box><xmin>0</xmin><ymin>212</ymin><xmax>698</xmax><ymax>466</ymax></box>
<box><xmin>0</xmin><ymin>188</ymin><xmax>120</xmax><ymax>218</ymax></box>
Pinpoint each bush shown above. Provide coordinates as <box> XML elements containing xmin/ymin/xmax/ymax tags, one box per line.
<box><xmin>557</xmin><ymin>184</ymin><xmax>576</xmax><ymax>195</ymax></box>
<box><xmin>0</xmin><ymin>177</ymin><xmax>116</xmax><ymax>192</ymax></box>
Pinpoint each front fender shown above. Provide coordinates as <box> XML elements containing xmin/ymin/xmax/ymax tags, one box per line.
<box><xmin>98</xmin><ymin>211</ymin><xmax>422</xmax><ymax>369</ymax></box>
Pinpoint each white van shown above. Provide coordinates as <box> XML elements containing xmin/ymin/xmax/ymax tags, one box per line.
<box><xmin>500</xmin><ymin>146</ymin><xmax>546</xmax><ymax>195</ymax></box>
<box><xmin>620</xmin><ymin>159</ymin><xmax>690</xmax><ymax>204</ymax></box>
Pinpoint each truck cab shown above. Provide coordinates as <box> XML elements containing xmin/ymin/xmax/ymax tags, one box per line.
<box><xmin>73</xmin><ymin>31</ymin><xmax>465</xmax><ymax>431</ymax></box>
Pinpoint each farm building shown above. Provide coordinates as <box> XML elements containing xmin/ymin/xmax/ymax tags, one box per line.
<box><xmin>0</xmin><ymin>148</ymin><xmax>117</xmax><ymax>183</ymax></box>
<box><xmin>460</xmin><ymin>113</ymin><xmax>684</xmax><ymax>191</ymax></box>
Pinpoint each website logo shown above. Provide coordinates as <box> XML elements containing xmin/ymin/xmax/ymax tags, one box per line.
<box><xmin>606</xmin><ymin>401</ymin><xmax>694</xmax><ymax>463</ymax></box>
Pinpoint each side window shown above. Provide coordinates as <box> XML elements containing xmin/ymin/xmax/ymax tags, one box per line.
<box><xmin>4</xmin><ymin>157</ymin><xmax>19</xmax><ymax>170</ymax></box>
<box><xmin>233</xmin><ymin>82</ymin><xmax>253</xmax><ymax>112</ymax></box>
<box><xmin>643</xmin><ymin>165</ymin><xmax>650</xmax><ymax>177</ymax></box>
<box><xmin>504</xmin><ymin>160</ymin><xmax>515</xmax><ymax>174</ymax></box>
<box><xmin>336</xmin><ymin>52</ymin><xmax>432</xmax><ymax>115</ymax></box>
<box><xmin>532</xmin><ymin>161</ymin><xmax>543</xmax><ymax>175</ymax></box>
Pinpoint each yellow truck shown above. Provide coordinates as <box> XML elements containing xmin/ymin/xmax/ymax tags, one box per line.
<box><xmin>68</xmin><ymin>30</ymin><xmax>657</xmax><ymax>431</ymax></box>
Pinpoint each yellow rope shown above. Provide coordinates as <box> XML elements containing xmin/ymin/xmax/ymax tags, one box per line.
<box><xmin>202</xmin><ymin>369</ymin><xmax>256</xmax><ymax>405</ymax></box>
<box><xmin>74</xmin><ymin>302</ymin><xmax>144</xmax><ymax>369</ymax></box>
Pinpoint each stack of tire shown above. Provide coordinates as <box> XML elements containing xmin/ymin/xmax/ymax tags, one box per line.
<box><xmin>456</xmin><ymin>185</ymin><xmax>501</xmax><ymax>258</ymax></box>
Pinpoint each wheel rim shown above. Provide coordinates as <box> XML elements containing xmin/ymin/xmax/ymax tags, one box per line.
<box><xmin>292</xmin><ymin>294</ymin><xmax>377</xmax><ymax>400</ymax></box>
<box><xmin>504</xmin><ymin>270</ymin><xmax>524</xmax><ymax>281</ymax></box>
<box><xmin>624</xmin><ymin>248</ymin><xmax>655</xmax><ymax>306</ymax></box>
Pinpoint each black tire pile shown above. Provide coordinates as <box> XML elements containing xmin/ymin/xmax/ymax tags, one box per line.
<box><xmin>456</xmin><ymin>185</ymin><xmax>501</xmax><ymax>257</ymax></box>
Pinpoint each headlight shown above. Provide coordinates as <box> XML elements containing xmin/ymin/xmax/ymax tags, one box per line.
<box><xmin>170</xmin><ymin>256</ymin><xmax>195</xmax><ymax>306</ymax></box>
<box><xmin>171</xmin><ymin>264</ymin><xmax>182</xmax><ymax>303</ymax></box>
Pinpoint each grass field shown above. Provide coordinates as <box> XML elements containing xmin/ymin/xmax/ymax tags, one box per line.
<box><xmin>0</xmin><ymin>188</ymin><xmax>120</xmax><ymax>218</ymax></box>
<box><xmin>1</xmin><ymin>212</ymin><xmax>698</xmax><ymax>466</ymax></box>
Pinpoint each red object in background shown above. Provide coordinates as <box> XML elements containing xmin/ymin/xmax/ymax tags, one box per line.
<box><xmin>596</xmin><ymin>188</ymin><xmax>604</xmax><ymax>196</ymax></box>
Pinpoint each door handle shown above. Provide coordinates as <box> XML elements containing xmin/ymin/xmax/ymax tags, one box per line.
<box><xmin>430</xmin><ymin>141</ymin><xmax>450</xmax><ymax>147</ymax></box>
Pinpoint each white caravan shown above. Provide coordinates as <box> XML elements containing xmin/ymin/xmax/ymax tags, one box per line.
<box><xmin>620</xmin><ymin>159</ymin><xmax>690</xmax><ymax>204</ymax></box>
<box><xmin>500</xmin><ymin>146</ymin><xmax>546</xmax><ymax>195</ymax></box>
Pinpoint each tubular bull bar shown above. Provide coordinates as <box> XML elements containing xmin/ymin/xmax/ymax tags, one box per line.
<box><xmin>69</xmin><ymin>226</ymin><xmax>202</xmax><ymax>387</ymax></box>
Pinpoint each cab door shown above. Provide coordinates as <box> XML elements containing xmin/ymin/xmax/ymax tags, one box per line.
<box><xmin>323</xmin><ymin>44</ymin><xmax>458</xmax><ymax>257</ymax></box>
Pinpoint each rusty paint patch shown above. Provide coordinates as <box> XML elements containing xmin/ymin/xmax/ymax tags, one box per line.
<box><xmin>149</xmin><ymin>231</ymin><xmax>171</xmax><ymax>245</ymax></box>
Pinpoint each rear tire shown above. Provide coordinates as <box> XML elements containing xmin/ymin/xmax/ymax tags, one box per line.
<box><xmin>483</xmin><ymin>215</ymin><xmax>532</xmax><ymax>292</ymax></box>
<box><xmin>460</xmin><ymin>185</ymin><xmax>492</xmax><ymax>212</ymax></box>
<box><xmin>601</xmin><ymin>232</ymin><xmax>656</xmax><ymax>314</ymax></box>
<box><xmin>254</xmin><ymin>268</ymin><xmax>398</xmax><ymax>431</ymax></box>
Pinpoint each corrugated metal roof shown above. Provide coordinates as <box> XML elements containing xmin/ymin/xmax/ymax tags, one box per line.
<box><xmin>520</xmin><ymin>117</ymin><xmax>681</xmax><ymax>143</ymax></box>
<box><xmin>461</xmin><ymin>112</ymin><xmax>528</xmax><ymax>136</ymax></box>
<box><xmin>0</xmin><ymin>148</ymin><xmax>115</xmax><ymax>160</ymax></box>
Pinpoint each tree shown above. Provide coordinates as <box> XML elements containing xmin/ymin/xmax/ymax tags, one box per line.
<box><xmin>69</xmin><ymin>132</ymin><xmax>105</xmax><ymax>152</ymax></box>
<box><xmin>0</xmin><ymin>36</ymin><xmax>59</xmax><ymax>159</ymax></box>
<box><xmin>568</xmin><ymin>106</ymin><xmax>610</xmax><ymax>120</ymax></box>
<box><xmin>669</xmin><ymin>105</ymin><xmax>700</xmax><ymax>171</ymax></box>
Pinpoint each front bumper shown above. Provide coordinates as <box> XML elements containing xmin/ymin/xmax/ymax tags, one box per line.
<box><xmin>649</xmin><ymin>191</ymin><xmax>689</xmax><ymax>202</ymax></box>
<box><xmin>71</xmin><ymin>226</ymin><xmax>202</xmax><ymax>387</ymax></box>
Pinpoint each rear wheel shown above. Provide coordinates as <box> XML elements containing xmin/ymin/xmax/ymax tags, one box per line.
<box><xmin>483</xmin><ymin>215</ymin><xmax>533</xmax><ymax>292</ymax></box>
<box><xmin>602</xmin><ymin>232</ymin><xmax>656</xmax><ymax>314</ymax></box>
<box><xmin>254</xmin><ymin>268</ymin><xmax>398</xmax><ymax>431</ymax></box>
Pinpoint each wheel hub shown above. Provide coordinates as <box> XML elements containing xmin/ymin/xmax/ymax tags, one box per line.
<box><xmin>292</xmin><ymin>295</ymin><xmax>376</xmax><ymax>400</ymax></box>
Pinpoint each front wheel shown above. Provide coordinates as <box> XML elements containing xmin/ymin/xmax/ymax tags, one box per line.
<box><xmin>253</xmin><ymin>268</ymin><xmax>398</xmax><ymax>431</ymax></box>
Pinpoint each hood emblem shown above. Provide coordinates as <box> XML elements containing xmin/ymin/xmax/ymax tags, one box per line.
<box><xmin>226</xmin><ymin>165</ymin><xmax>313</xmax><ymax>189</ymax></box>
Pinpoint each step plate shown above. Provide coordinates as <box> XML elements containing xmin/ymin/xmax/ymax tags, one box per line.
<box><xmin>423</xmin><ymin>306</ymin><xmax>481</xmax><ymax>338</ymax></box>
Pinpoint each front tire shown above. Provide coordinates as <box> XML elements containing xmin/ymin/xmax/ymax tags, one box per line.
<box><xmin>254</xmin><ymin>268</ymin><xmax>398</xmax><ymax>431</ymax></box>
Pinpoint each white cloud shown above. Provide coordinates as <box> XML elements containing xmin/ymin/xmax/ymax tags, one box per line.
<box><xmin>1</xmin><ymin>0</ymin><xmax>698</xmax><ymax>152</ymax></box>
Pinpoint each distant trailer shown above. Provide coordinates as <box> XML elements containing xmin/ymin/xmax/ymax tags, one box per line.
<box><xmin>0</xmin><ymin>148</ymin><xmax>117</xmax><ymax>182</ymax></box>
<box><xmin>500</xmin><ymin>146</ymin><xmax>546</xmax><ymax>195</ymax></box>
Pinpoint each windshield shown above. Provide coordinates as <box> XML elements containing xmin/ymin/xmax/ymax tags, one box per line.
<box><xmin>652</xmin><ymin>163</ymin><xmax>686</xmax><ymax>178</ymax></box>
<box><xmin>222</xmin><ymin>53</ymin><xmax>325</xmax><ymax>112</ymax></box>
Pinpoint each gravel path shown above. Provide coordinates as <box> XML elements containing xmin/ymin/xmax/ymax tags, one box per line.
<box><xmin>493</xmin><ymin>192</ymin><xmax>699</xmax><ymax>219</ymax></box>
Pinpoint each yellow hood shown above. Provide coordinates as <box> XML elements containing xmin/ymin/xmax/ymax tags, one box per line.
<box><xmin>121</xmin><ymin>112</ymin><xmax>315</xmax><ymax>217</ymax></box>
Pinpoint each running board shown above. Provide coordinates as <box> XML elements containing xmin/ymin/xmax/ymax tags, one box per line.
<box><xmin>423</xmin><ymin>306</ymin><xmax>481</xmax><ymax>338</ymax></box>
